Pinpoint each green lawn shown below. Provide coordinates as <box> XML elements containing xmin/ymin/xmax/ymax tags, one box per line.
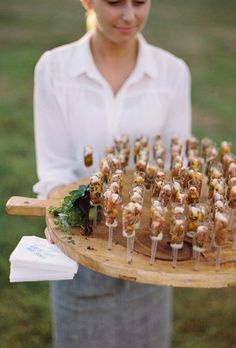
<box><xmin>1</xmin><ymin>0</ymin><xmax>236</xmax><ymax>347</ymax></box>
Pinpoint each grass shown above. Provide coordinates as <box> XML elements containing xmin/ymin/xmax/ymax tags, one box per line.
<box><xmin>0</xmin><ymin>0</ymin><xmax>236</xmax><ymax>347</ymax></box>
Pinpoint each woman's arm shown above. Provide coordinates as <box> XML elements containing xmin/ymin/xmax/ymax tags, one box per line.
<box><xmin>33</xmin><ymin>51</ymin><xmax>78</xmax><ymax>199</ymax></box>
<box><xmin>162</xmin><ymin>60</ymin><xmax>192</xmax><ymax>157</ymax></box>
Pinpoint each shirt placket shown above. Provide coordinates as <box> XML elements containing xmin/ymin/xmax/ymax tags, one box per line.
<box><xmin>104</xmin><ymin>86</ymin><xmax>126</xmax><ymax>144</ymax></box>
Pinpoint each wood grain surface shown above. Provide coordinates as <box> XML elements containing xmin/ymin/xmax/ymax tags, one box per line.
<box><xmin>6</xmin><ymin>172</ymin><xmax>236</xmax><ymax>288</ymax></box>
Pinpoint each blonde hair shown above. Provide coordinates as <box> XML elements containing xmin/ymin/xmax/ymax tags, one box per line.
<box><xmin>80</xmin><ymin>1</ymin><xmax>96</xmax><ymax>31</ymax></box>
<box><xmin>85</xmin><ymin>9</ymin><xmax>96</xmax><ymax>31</ymax></box>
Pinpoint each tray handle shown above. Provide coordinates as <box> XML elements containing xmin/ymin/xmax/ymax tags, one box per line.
<box><xmin>5</xmin><ymin>196</ymin><xmax>48</xmax><ymax>217</ymax></box>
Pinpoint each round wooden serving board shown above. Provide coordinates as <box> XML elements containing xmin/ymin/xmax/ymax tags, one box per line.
<box><xmin>6</xmin><ymin>171</ymin><xmax>236</xmax><ymax>288</ymax></box>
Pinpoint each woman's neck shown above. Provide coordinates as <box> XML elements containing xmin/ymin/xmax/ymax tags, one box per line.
<box><xmin>89</xmin><ymin>28</ymin><xmax>139</xmax><ymax>95</ymax></box>
<box><xmin>90</xmin><ymin>28</ymin><xmax>138</xmax><ymax>65</ymax></box>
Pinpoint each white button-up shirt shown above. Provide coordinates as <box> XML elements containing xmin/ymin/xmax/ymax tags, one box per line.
<box><xmin>33</xmin><ymin>31</ymin><xmax>191</xmax><ymax>198</ymax></box>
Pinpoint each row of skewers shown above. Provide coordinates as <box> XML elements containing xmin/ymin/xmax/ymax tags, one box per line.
<box><xmin>84</xmin><ymin>133</ymin><xmax>236</xmax><ymax>271</ymax></box>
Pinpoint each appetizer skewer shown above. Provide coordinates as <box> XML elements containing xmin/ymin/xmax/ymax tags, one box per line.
<box><xmin>123</xmin><ymin>203</ymin><xmax>136</xmax><ymax>264</ymax></box>
<box><xmin>149</xmin><ymin>207</ymin><xmax>165</xmax><ymax>265</ymax></box>
<box><xmin>170</xmin><ymin>218</ymin><xmax>186</xmax><ymax>268</ymax></box>
<box><xmin>103</xmin><ymin>189</ymin><xmax>120</xmax><ymax>250</ymax></box>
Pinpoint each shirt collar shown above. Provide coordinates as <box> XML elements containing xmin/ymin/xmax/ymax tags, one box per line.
<box><xmin>69</xmin><ymin>30</ymin><xmax>158</xmax><ymax>81</ymax></box>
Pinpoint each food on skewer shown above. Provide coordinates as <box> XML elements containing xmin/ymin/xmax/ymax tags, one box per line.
<box><xmin>89</xmin><ymin>173</ymin><xmax>103</xmax><ymax>225</ymax></box>
<box><xmin>133</xmin><ymin>171</ymin><xmax>145</xmax><ymax>186</ymax></box>
<box><xmin>133</xmin><ymin>141</ymin><xmax>141</xmax><ymax>164</ymax></box>
<box><xmin>110</xmin><ymin>170</ymin><xmax>123</xmax><ymax>195</ymax></box>
<box><xmin>197</xmin><ymin>203</ymin><xmax>209</xmax><ymax>222</ymax></box>
<box><xmin>149</xmin><ymin>208</ymin><xmax>165</xmax><ymax>265</ymax></box>
<box><xmin>228</xmin><ymin>185</ymin><xmax>236</xmax><ymax>209</ymax></box>
<box><xmin>220</xmin><ymin>141</ymin><xmax>232</xmax><ymax>161</ymax></box>
<box><xmin>135</xmin><ymin>158</ymin><xmax>147</xmax><ymax>172</ymax></box>
<box><xmin>187</xmin><ymin>183</ymin><xmax>200</xmax><ymax>204</ymax></box>
<box><xmin>109</xmin><ymin>182</ymin><xmax>119</xmax><ymax>195</ymax></box>
<box><xmin>152</xmin><ymin>178</ymin><xmax>164</xmax><ymax>199</ymax></box>
<box><xmin>171</xmin><ymin>156</ymin><xmax>183</xmax><ymax>178</ymax></box>
<box><xmin>130</xmin><ymin>190</ymin><xmax>143</xmax><ymax>205</ymax></box>
<box><xmin>193</xmin><ymin>225</ymin><xmax>210</xmax><ymax>271</ymax></box>
<box><xmin>145</xmin><ymin>162</ymin><xmax>157</xmax><ymax>189</ymax></box>
<box><xmin>103</xmin><ymin>189</ymin><xmax>120</xmax><ymax>250</ymax></box>
<box><xmin>170</xmin><ymin>218</ymin><xmax>186</xmax><ymax>268</ymax></box>
<box><xmin>132</xmin><ymin>184</ymin><xmax>145</xmax><ymax>199</ymax></box>
<box><xmin>134</xmin><ymin>202</ymin><xmax>143</xmax><ymax>230</ymax></box>
<box><xmin>159</xmin><ymin>183</ymin><xmax>172</xmax><ymax>207</ymax></box>
<box><xmin>175</xmin><ymin>190</ymin><xmax>188</xmax><ymax>205</ymax></box>
<box><xmin>100</xmin><ymin>158</ymin><xmax>111</xmax><ymax>184</ymax></box>
<box><xmin>170</xmin><ymin>135</ymin><xmax>182</xmax><ymax>165</ymax></box>
<box><xmin>187</xmin><ymin>205</ymin><xmax>201</xmax><ymax>238</ymax></box>
<box><xmin>186</xmin><ymin>137</ymin><xmax>199</xmax><ymax>158</ymax></box>
<box><xmin>222</xmin><ymin>153</ymin><xmax>235</xmax><ymax>177</ymax></box>
<box><xmin>153</xmin><ymin>136</ymin><xmax>166</xmax><ymax>166</ymax></box>
<box><xmin>122</xmin><ymin>203</ymin><xmax>136</xmax><ymax>264</ymax></box>
<box><xmin>171</xmin><ymin>204</ymin><xmax>185</xmax><ymax>220</ymax></box>
<box><xmin>84</xmin><ymin>146</ymin><xmax>93</xmax><ymax>168</ymax></box>
<box><xmin>84</xmin><ymin>146</ymin><xmax>93</xmax><ymax>176</ymax></box>
<box><xmin>201</xmin><ymin>138</ymin><xmax>214</xmax><ymax>161</ymax></box>
<box><xmin>227</xmin><ymin>162</ymin><xmax>236</xmax><ymax>180</ymax></box>
<box><xmin>188</xmin><ymin>157</ymin><xmax>203</xmax><ymax>172</ymax></box>
<box><xmin>214</xmin><ymin>212</ymin><xmax>229</xmax><ymax>271</ymax></box>
<box><xmin>52</xmin><ymin>133</ymin><xmax>236</xmax><ymax>275</ymax></box>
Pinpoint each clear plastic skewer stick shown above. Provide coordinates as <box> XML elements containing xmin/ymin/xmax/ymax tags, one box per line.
<box><xmin>150</xmin><ymin>238</ymin><xmax>159</xmax><ymax>265</ymax></box>
<box><xmin>150</xmin><ymin>232</ymin><xmax>163</xmax><ymax>265</ymax></box>
<box><xmin>192</xmin><ymin>248</ymin><xmax>197</xmax><ymax>260</ymax></box>
<box><xmin>107</xmin><ymin>225</ymin><xmax>113</xmax><ymax>251</ymax></box>
<box><xmin>193</xmin><ymin>250</ymin><xmax>201</xmax><ymax>271</ymax></box>
<box><xmin>124</xmin><ymin>231</ymin><xmax>135</xmax><ymax>264</ymax></box>
<box><xmin>130</xmin><ymin>234</ymin><xmax>135</xmax><ymax>253</ymax></box>
<box><xmin>172</xmin><ymin>247</ymin><xmax>178</xmax><ymax>269</ymax></box>
<box><xmin>106</xmin><ymin>220</ymin><xmax>118</xmax><ymax>250</ymax></box>
<box><xmin>127</xmin><ymin>234</ymin><xmax>134</xmax><ymax>264</ymax></box>
<box><xmin>215</xmin><ymin>246</ymin><xmax>222</xmax><ymax>272</ymax></box>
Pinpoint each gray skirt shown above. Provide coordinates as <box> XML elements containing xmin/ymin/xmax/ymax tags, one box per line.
<box><xmin>50</xmin><ymin>266</ymin><xmax>172</xmax><ymax>348</ymax></box>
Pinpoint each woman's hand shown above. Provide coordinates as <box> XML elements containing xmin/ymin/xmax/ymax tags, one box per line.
<box><xmin>44</xmin><ymin>227</ymin><xmax>55</xmax><ymax>244</ymax></box>
<box><xmin>47</xmin><ymin>185</ymin><xmax>67</xmax><ymax>200</ymax></box>
<box><xmin>45</xmin><ymin>184</ymin><xmax>67</xmax><ymax>244</ymax></box>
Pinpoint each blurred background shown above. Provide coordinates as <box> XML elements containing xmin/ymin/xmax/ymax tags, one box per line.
<box><xmin>0</xmin><ymin>0</ymin><xmax>236</xmax><ymax>347</ymax></box>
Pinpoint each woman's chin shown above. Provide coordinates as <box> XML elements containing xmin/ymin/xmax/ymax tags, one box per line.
<box><xmin>111</xmin><ymin>30</ymin><xmax>138</xmax><ymax>45</ymax></box>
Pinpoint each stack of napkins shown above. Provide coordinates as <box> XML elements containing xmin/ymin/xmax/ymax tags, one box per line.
<box><xmin>9</xmin><ymin>236</ymin><xmax>78</xmax><ymax>282</ymax></box>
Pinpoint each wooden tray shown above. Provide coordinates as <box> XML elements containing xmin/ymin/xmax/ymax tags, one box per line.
<box><xmin>6</xmin><ymin>172</ymin><xmax>236</xmax><ymax>288</ymax></box>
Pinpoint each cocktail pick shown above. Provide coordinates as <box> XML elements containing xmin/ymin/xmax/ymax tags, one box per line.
<box><xmin>123</xmin><ymin>203</ymin><xmax>136</xmax><ymax>264</ymax></box>
<box><xmin>149</xmin><ymin>207</ymin><xmax>165</xmax><ymax>265</ymax></box>
<box><xmin>84</xmin><ymin>145</ymin><xmax>93</xmax><ymax>177</ymax></box>
<box><xmin>150</xmin><ymin>234</ymin><xmax>163</xmax><ymax>265</ymax></box>
<box><xmin>103</xmin><ymin>189</ymin><xmax>120</xmax><ymax>250</ymax></box>
<box><xmin>193</xmin><ymin>225</ymin><xmax>210</xmax><ymax>271</ymax></box>
<box><xmin>170</xmin><ymin>218</ymin><xmax>186</xmax><ymax>269</ymax></box>
<box><xmin>214</xmin><ymin>212</ymin><xmax>228</xmax><ymax>271</ymax></box>
<box><xmin>89</xmin><ymin>173</ymin><xmax>103</xmax><ymax>226</ymax></box>
<box><xmin>106</xmin><ymin>221</ymin><xmax>118</xmax><ymax>251</ymax></box>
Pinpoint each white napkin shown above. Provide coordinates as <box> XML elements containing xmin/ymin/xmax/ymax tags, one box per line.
<box><xmin>9</xmin><ymin>236</ymin><xmax>78</xmax><ymax>282</ymax></box>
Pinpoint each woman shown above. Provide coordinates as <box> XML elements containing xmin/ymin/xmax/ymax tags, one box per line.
<box><xmin>33</xmin><ymin>1</ymin><xmax>191</xmax><ymax>347</ymax></box>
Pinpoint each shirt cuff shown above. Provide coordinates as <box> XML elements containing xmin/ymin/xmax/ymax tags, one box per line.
<box><xmin>33</xmin><ymin>176</ymin><xmax>78</xmax><ymax>199</ymax></box>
